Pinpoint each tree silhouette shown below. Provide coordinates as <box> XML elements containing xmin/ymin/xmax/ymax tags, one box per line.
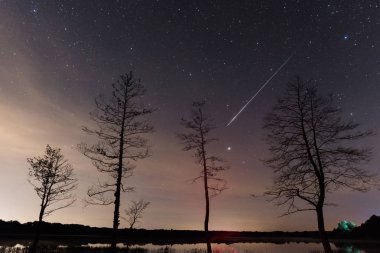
<box><xmin>124</xmin><ymin>199</ymin><xmax>150</xmax><ymax>229</ymax></box>
<box><xmin>78</xmin><ymin>71</ymin><xmax>153</xmax><ymax>252</ymax></box>
<box><xmin>178</xmin><ymin>101</ymin><xmax>228</xmax><ymax>234</ymax></box>
<box><xmin>263</xmin><ymin>76</ymin><xmax>375</xmax><ymax>253</ymax></box>
<box><xmin>27</xmin><ymin>144</ymin><xmax>77</xmax><ymax>253</ymax></box>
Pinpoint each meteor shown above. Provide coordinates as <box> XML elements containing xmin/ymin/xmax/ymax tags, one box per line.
<box><xmin>226</xmin><ymin>53</ymin><xmax>294</xmax><ymax>127</ymax></box>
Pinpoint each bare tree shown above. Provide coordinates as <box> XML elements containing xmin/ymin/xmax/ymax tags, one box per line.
<box><xmin>263</xmin><ymin>76</ymin><xmax>375</xmax><ymax>253</ymax></box>
<box><xmin>78</xmin><ymin>71</ymin><xmax>153</xmax><ymax>252</ymax></box>
<box><xmin>27</xmin><ymin>144</ymin><xmax>77</xmax><ymax>253</ymax></box>
<box><xmin>178</xmin><ymin>101</ymin><xmax>228</xmax><ymax>233</ymax></box>
<box><xmin>124</xmin><ymin>200</ymin><xmax>150</xmax><ymax>229</ymax></box>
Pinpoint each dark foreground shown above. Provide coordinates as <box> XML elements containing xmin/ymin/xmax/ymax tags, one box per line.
<box><xmin>1</xmin><ymin>232</ymin><xmax>380</xmax><ymax>253</ymax></box>
<box><xmin>1</xmin><ymin>240</ymin><xmax>380</xmax><ymax>253</ymax></box>
<box><xmin>1</xmin><ymin>216</ymin><xmax>380</xmax><ymax>253</ymax></box>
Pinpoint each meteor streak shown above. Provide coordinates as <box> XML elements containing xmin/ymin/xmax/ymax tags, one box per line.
<box><xmin>226</xmin><ymin>53</ymin><xmax>294</xmax><ymax>127</ymax></box>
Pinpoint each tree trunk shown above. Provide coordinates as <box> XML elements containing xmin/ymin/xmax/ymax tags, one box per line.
<box><xmin>316</xmin><ymin>207</ymin><xmax>332</xmax><ymax>253</ymax></box>
<box><xmin>111</xmin><ymin>170</ymin><xmax>122</xmax><ymax>253</ymax></box>
<box><xmin>29</xmin><ymin>209</ymin><xmax>44</xmax><ymax>253</ymax></box>
<box><xmin>201</xmin><ymin>138</ymin><xmax>210</xmax><ymax>232</ymax></box>
<box><xmin>200</xmin><ymin>122</ymin><xmax>210</xmax><ymax>233</ymax></box>
<box><xmin>111</xmin><ymin>93</ymin><xmax>127</xmax><ymax>253</ymax></box>
<box><xmin>203</xmin><ymin>167</ymin><xmax>210</xmax><ymax>232</ymax></box>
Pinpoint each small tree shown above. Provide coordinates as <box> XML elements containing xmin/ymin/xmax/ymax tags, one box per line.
<box><xmin>78</xmin><ymin>71</ymin><xmax>153</xmax><ymax>252</ymax></box>
<box><xmin>27</xmin><ymin>145</ymin><xmax>77</xmax><ymax>253</ymax></box>
<box><xmin>178</xmin><ymin>101</ymin><xmax>228</xmax><ymax>233</ymax></box>
<box><xmin>263</xmin><ymin>76</ymin><xmax>375</xmax><ymax>253</ymax></box>
<box><xmin>125</xmin><ymin>200</ymin><xmax>150</xmax><ymax>229</ymax></box>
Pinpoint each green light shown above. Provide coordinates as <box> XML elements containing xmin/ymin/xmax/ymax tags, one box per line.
<box><xmin>337</xmin><ymin>220</ymin><xmax>357</xmax><ymax>232</ymax></box>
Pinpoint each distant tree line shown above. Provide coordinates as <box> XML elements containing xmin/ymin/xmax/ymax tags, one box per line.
<box><xmin>22</xmin><ymin>71</ymin><xmax>377</xmax><ymax>253</ymax></box>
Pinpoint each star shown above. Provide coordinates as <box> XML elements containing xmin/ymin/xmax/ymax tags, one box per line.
<box><xmin>1</xmin><ymin>0</ymin><xmax>378</xmax><ymax>233</ymax></box>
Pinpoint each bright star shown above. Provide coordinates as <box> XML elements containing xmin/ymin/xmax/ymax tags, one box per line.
<box><xmin>227</xmin><ymin>146</ymin><xmax>231</xmax><ymax>151</ymax></box>
<box><xmin>343</xmin><ymin>35</ymin><xmax>349</xmax><ymax>40</ymax></box>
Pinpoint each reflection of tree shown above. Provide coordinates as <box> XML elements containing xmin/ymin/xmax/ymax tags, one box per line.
<box><xmin>206</xmin><ymin>241</ymin><xmax>212</xmax><ymax>253</ymax></box>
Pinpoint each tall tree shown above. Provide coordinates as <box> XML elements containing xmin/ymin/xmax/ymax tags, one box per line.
<box><xmin>263</xmin><ymin>76</ymin><xmax>375</xmax><ymax>253</ymax></box>
<box><xmin>78</xmin><ymin>72</ymin><xmax>153</xmax><ymax>252</ymax></box>
<box><xmin>27</xmin><ymin>144</ymin><xmax>77</xmax><ymax>253</ymax></box>
<box><xmin>178</xmin><ymin>101</ymin><xmax>228</xmax><ymax>233</ymax></box>
<box><xmin>124</xmin><ymin>199</ymin><xmax>150</xmax><ymax>229</ymax></box>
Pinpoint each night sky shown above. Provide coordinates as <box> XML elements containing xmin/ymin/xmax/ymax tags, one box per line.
<box><xmin>1</xmin><ymin>0</ymin><xmax>379</xmax><ymax>231</ymax></box>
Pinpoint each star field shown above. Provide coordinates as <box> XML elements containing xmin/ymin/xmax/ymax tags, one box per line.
<box><xmin>0</xmin><ymin>0</ymin><xmax>379</xmax><ymax>231</ymax></box>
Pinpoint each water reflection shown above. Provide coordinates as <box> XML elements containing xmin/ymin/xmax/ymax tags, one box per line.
<box><xmin>342</xmin><ymin>245</ymin><xmax>361</xmax><ymax>253</ymax></box>
<box><xmin>0</xmin><ymin>242</ymin><xmax>373</xmax><ymax>253</ymax></box>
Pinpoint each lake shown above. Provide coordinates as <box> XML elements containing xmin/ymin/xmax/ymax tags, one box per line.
<box><xmin>0</xmin><ymin>241</ymin><xmax>376</xmax><ymax>253</ymax></box>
